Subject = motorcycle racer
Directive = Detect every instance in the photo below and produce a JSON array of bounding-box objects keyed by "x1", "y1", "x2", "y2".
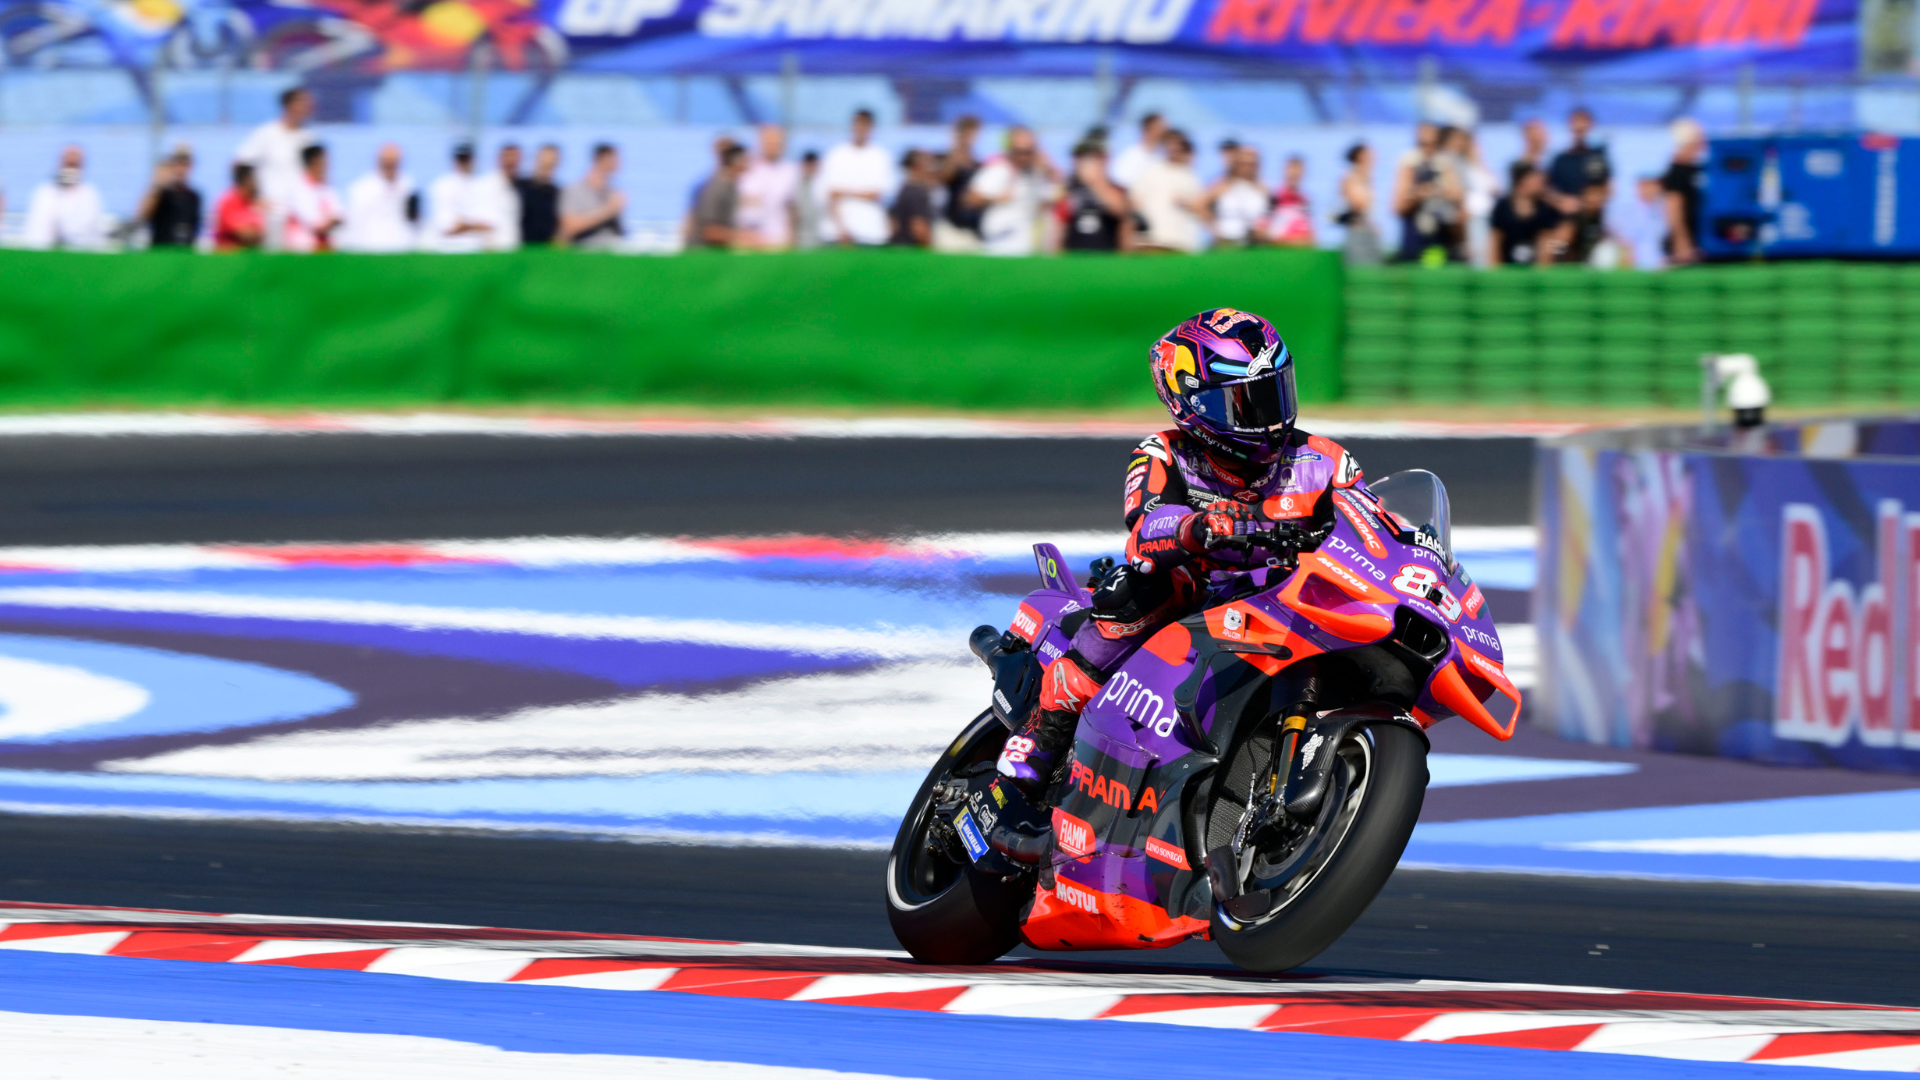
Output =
[{"x1": 997, "y1": 308, "x2": 1371, "y2": 791}]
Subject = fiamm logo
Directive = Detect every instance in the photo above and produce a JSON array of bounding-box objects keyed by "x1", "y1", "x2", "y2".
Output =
[{"x1": 1776, "y1": 501, "x2": 1920, "y2": 749}]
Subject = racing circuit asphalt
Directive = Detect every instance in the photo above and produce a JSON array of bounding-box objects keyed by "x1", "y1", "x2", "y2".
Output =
[{"x1": 0, "y1": 432, "x2": 1914, "y2": 1013}]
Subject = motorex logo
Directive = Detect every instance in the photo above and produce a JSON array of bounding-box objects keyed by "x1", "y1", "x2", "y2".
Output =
[
  {"x1": 1096, "y1": 670, "x2": 1177, "y2": 737},
  {"x1": 1775, "y1": 501, "x2": 1920, "y2": 749}
]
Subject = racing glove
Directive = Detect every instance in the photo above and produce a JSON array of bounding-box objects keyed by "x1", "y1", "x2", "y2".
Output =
[{"x1": 1177, "y1": 500, "x2": 1274, "y2": 553}]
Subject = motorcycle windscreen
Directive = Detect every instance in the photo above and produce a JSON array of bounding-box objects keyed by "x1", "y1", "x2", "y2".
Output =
[{"x1": 1369, "y1": 469, "x2": 1453, "y2": 562}]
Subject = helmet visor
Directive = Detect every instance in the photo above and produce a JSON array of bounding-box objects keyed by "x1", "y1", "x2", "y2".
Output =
[{"x1": 1191, "y1": 367, "x2": 1297, "y2": 435}]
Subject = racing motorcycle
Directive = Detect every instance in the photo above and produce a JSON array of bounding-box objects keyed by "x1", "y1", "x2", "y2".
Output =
[{"x1": 885, "y1": 470, "x2": 1521, "y2": 973}]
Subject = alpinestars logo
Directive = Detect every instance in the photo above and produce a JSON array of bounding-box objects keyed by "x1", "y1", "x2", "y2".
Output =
[{"x1": 1244, "y1": 342, "x2": 1278, "y2": 377}]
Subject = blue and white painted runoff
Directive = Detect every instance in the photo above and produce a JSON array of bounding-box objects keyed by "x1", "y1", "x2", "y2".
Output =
[{"x1": 0, "y1": 530, "x2": 1546, "y2": 850}]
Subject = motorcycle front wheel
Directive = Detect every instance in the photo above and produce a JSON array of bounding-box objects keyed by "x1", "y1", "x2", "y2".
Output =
[
  {"x1": 884, "y1": 710, "x2": 1031, "y2": 964},
  {"x1": 1205, "y1": 719, "x2": 1428, "y2": 973}
]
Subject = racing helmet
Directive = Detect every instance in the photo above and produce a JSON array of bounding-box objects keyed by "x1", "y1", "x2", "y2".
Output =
[{"x1": 1151, "y1": 309, "x2": 1298, "y2": 465}]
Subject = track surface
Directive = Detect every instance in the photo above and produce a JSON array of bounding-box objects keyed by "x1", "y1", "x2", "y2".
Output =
[
  {"x1": 0, "y1": 434, "x2": 1532, "y2": 543},
  {"x1": 2, "y1": 431, "x2": 1912, "y2": 1022},
  {"x1": 3, "y1": 813, "x2": 1916, "y2": 1009}
]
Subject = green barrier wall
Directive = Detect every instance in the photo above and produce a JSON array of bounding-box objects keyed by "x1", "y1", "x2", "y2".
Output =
[
  {"x1": 1345, "y1": 264, "x2": 1920, "y2": 408},
  {"x1": 0, "y1": 247, "x2": 1344, "y2": 410}
]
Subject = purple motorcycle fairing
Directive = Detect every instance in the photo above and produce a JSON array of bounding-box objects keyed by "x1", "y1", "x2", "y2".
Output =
[{"x1": 1003, "y1": 491, "x2": 1512, "y2": 940}]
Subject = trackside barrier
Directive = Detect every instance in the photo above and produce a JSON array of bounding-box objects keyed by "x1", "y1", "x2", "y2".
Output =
[
  {"x1": 1535, "y1": 418, "x2": 1920, "y2": 772},
  {"x1": 1346, "y1": 264, "x2": 1920, "y2": 408},
  {"x1": 0, "y1": 248, "x2": 1342, "y2": 409}
]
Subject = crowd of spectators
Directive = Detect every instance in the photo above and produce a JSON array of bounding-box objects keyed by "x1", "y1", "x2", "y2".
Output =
[
  {"x1": 16, "y1": 88, "x2": 639, "y2": 254},
  {"x1": 689, "y1": 109, "x2": 1324, "y2": 256},
  {"x1": 2, "y1": 87, "x2": 1711, "y2": 267},
  {"x1": 1339, "y1": 107, "x2": 1709, "y2": 270}
]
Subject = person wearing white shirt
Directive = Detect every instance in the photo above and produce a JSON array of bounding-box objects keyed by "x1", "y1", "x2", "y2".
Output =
[
  {"x1": 821, "y1": 109, "x2": 897, "y2": 246},
  {"x1": 479, "y1": 143, "x2": 523, "y2": 250},
  {"x1": 427, "y1": 143, "x2": 507, "y2": 253},
  {"x1": 737, "y1": 124, "x2": 800, "y2": 249},
  {"x1": 1132, "y1": 130, "x2": 1209, "y2": 253},
  {"x1": 282, "y1": 144, "x2": 342, "y2": 253},
  {"x1": 23, "y1": 145, "x2": 107, "y2": 250},
  {"x1": 232, "y1": 87, "x2": 315, "y2": 250},
  {"x1": 342, "y1": 143, "x2": 418, "y2": 252},
  {"x1": 1110, "y1": 112, "x2": 1166, "y2": 190},
  {"x1": 964, "y1": 126, "x2": 1060, "y2": 257},
  {"x1": 1208, "y1": 144, "x2": 1271, "y2": 246}
]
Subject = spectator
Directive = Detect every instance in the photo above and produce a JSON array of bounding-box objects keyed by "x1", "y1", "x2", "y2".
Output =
[
  {"x1": 1447, "y1": 128, "x2": 1499, "y2": 266},
  {"x1": 1209, "y1": 144, "x2": 1270, "y2": 247},
  {"x1": 1336, "y1": 143, "x2": 1382, "y2": 265},
  {"x1": 1619, "y1": 175, "x2": 1668, "y2": 270},
  {"x1": 1266, "y1": 154, "x2": 1314, "y2": 246},
  {"x1": 486, "y1": 143, "x2": 523, "y2": 249},
  {"x1": 1662, "y1": 118, "x2": 1707, "y2": 265},
  {"x1": 212, "y1": 163, "x2": 265, "y2": 252},
  {"x1": 737, "y1": 124, "x2": 799, "y2": 250},
  {"x1": 137, "y1": 145, "x2": 201, "y2": 249},
  {"x1": 1547, "y1": 107, "x2": 1610, "y2": 213},
  {"x1": 689, "y1": 143, "x2": 749, "y2": 249},
  {"x1": 1564, "y1": 181, "x2": 1627, "y2": 267},
  {"x1": 795, "y1": 150, "x2": 824, "y2": 249},
  {"x1": 1132, "y1": 129, "x2": 1208, "y2": 253},
  {"x1": 1514, "y1": 118, "x2": 1549, "y2": 173},
  {"x1": 283, "y1": 143, "x2": 342, "y2": 253},
  {"x1": 560, "y1": 143, "x2": 626, "y2": 249},
  {"x1": 890, "y1": 149, "x2": 938, "y2": 247},
  {"x1": 822, "y1": 109, "x2": 895, "y2": 246},
  {"x1": 935, "y1": 115, "x2": 984, "y2": 252},
  {"x1": 1392, "y1": 121, "x2": 1463, "y2": 263},
  {"x1": 1111, "y1": 112, "x2": 1166, "y2": 190},
  {"x1": 233, "y1": 87, "x2": 315, "y2": 249},
  {"x1": 23, "y1": 145, "x2": 107, "y2": 250},
  {"x1": 966, "y1": 125, "x2": 1060, "y2": 256},
  {"x1": 518, "y1": 144, "x2": 561, "y2": 245},
  {"x1": 1489, "y1": 163, "x2": 1566, "y2": 267},
  {"x1": 428, "y1": 143, "x2": 500, "y2": 253},
  {"x1": 341, "y1": 143, "x2": 418, "y2": 252},
  {"x1": 1059, "y1": 141, "x2": 1132, "y2": 252}
]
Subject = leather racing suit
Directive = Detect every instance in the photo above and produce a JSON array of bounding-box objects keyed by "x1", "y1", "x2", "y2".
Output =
[{"x1": 996, "y1": 426, "x2": 1369, "y2": 786}]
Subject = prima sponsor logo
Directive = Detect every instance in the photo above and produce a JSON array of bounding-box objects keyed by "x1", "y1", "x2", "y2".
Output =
[
  {"x1": 1068, "y1": 760, "x2": 1160, "y2": 814},
  {"x1": 1097, "y1": 670, "x2": 1178, "y2": 737},
  {"x1": 1054, "y1": 878, "x2": 1100, "y2": 914},
  {"x1": 1144, "y1": 836, "x2": 1190, "y2": 870},
  {"x1": 1053, "y1": 807, "x2": 1095, "y2": 858},
  {"x1": 1459, "y1": 623, "x2": 1502, "y2": 657},
  {"x1": 1325, "y1": 534, "x2": 1388, "y2": 581},
  {"x1": 1776, "y1": 500, "x2": 1920, "y2": 749}
]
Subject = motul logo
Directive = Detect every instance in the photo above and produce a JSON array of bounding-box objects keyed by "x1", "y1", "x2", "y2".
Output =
[
  {"x1": 1776, "y1": 501, "x2": 1920, "y2": 749},
  {"x1": 1054, "y1": 879, "x2": 1099, "y2": 914},
  {"x1": 1011, "y1": 604, "x2": 1040, "y2": 641},
  {"x1": 1053, "y1": 808, "x2": 1095, "y2": 858}
]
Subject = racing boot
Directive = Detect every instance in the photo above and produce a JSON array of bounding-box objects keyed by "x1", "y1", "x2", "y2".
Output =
[{"x1": 996, "y1": 654, "x2": 1103, "y2": 796}]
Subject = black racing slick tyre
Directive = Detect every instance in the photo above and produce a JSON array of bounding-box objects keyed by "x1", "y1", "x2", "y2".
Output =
[
  {"x1": 1208, "y1": 721, "x2": 1428, "y2": 974},
  {"x1": 885, "y1": 710, "x2": 1030, "y2": 964}
]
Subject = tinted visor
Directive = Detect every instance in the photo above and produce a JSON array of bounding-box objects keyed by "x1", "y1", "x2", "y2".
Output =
[{"x1": 1191, "y1": 366, "x2": 1297, "y2": 434}]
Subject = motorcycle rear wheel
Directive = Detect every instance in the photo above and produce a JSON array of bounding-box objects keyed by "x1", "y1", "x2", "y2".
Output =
[
  {"x1": 1207, "y1": 719, "x2": 1427, "y2": 974},
  {"x1": 885, "y1": 710, "x2": 1031, "y2": 964}
]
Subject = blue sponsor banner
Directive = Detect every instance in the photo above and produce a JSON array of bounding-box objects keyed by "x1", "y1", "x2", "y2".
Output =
[
  {"x1": 0, "y1": 0, "x2": 1858, "y2": 82},
  {"x1": 1536, "y1": 422, "x2": 1920, "y2": 774}
]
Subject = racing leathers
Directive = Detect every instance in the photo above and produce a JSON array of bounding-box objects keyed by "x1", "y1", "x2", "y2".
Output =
[{"x1": 996, "y1": 427, "x2": 1368, "y2": 789}]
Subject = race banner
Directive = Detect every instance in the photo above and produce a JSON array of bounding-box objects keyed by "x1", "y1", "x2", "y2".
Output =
[
  {"x1": 4, "y1": 0, "x2": 1861, "y2": 80},
  {"x1": 1536, "y1": 421, "x2": 1920, "y2": 774}
]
